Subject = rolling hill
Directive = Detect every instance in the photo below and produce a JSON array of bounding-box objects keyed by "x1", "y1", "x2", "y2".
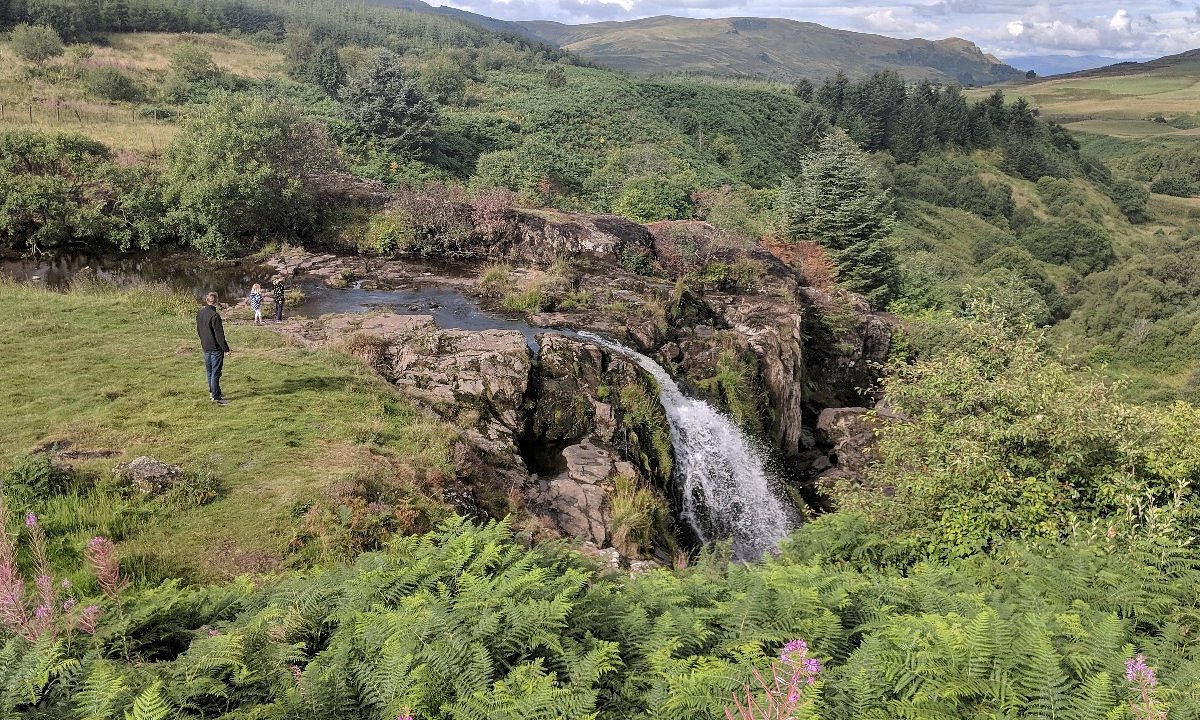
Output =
[
  {"x1": 1004, "y1": 54, "x2": 1151, "y2": 76},
  {"x1": 514, "y1": 15, "x2": 1024, "y2": 84}
]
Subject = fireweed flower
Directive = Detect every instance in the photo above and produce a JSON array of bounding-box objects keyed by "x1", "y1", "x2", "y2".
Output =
[
  {"x1": 1126, "y1": 654, "x2": 1166, "y2": 720},
  {"x1": 726, "y1": 638, "x2": 821, "y2": 720},
  {"x1": 1126, "y1": 655, "x2": 1156, "y2": 687},
  {"x1": 62, "y1": 598, "x2": 77, "y2": 613}
]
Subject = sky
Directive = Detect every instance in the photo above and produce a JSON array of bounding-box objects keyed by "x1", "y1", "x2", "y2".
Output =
[{"x1": 429, "y1": 0, "x2": 1197, "y2": 59}]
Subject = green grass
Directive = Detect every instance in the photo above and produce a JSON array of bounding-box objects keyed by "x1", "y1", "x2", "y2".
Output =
[{"x1": 0, "y1": 279, "x2": 452, "y2": 580}]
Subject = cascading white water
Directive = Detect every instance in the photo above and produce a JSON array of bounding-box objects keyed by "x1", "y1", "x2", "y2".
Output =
[{"x1": 580, "y1": 332, "x2": 794, "y2": 559}]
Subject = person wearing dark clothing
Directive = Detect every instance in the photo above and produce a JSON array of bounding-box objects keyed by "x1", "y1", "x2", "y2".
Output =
[
  {"x1": 271, "y1": 277, "x2": 286, "y2": 323},
  {"x1": 196, "y1": 292, "x2": 231, "y2": 405}
]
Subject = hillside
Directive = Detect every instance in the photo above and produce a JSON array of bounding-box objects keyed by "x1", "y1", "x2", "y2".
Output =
[
  {"x1": 516, "y1": 15, "x2": 1024, "y2": 84},
  {"x1": 4, "y1": 1, "x2": 1200, "y2": 716},
  {"x1": 1004, "y1": 54, "x2": 1152, "y2": 76}
]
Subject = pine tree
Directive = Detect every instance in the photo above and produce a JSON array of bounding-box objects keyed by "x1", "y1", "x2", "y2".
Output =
[
  {"x1": 339, "y1": 49, "x2": 438, "y2": 155},
  {"x1": 779, "y1": 128, "x2": 899, "y2": 306}
]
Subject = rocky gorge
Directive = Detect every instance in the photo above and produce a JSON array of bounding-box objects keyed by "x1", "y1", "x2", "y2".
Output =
[{"x1": 262, "y1": 209, "x2": 896, "y2": 564}]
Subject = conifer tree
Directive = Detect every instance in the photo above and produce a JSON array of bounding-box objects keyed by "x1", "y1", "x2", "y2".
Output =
[
  {"x1": 779, "y1": 129, "x2": 900, "y2": 306},
  {"x1": 339, "y1": 50, "x2": 438, "y2": 155}
]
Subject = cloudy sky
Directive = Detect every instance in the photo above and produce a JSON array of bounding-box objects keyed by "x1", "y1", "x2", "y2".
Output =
[{"x1": 430, "y1": 0, "x2": 1196, "y2": 58}]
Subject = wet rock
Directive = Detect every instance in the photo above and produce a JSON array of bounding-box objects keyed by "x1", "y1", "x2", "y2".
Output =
[{"x1": 114, "y1": 456, "x2": 182, "y2": 494}]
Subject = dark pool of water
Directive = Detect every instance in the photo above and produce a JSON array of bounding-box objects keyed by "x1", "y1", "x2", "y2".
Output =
[
  {"x1": 301, "y1": 282, "x2": 551, "y2": 349},
  {"x1": 0, "y1": 250, "x2": 570, "y2": 349},
  {"x1": 0, "y1": 250, "x2": 274, "y2": 301}
]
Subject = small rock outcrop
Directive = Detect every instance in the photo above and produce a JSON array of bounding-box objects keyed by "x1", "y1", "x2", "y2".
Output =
[
  {"x1": 114, "y1": 456, "x2": 182, "y2": 494},
  {"x1": 814, "y1": 405, "x2": 904, "y2": 487}
]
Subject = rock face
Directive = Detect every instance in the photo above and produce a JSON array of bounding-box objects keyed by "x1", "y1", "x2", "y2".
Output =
[
  {"x1": 266, "y1": 210, "x2": 897, "y2": 528},
  {"x1": 279, "y1": 314, "x2": 674, "y2": 561},
  {"x1": 114, "y1": 456, "x2": 182, "y2": 494},
  {"x1": 538, "y1": 440, "x2": 639, "y2": 547},
  {"x1": 500, "y1": 211, "x2": 658, "y2": 266},
  {"x1": 814, "y1": 405, "x2": 904, "y2": 487}
]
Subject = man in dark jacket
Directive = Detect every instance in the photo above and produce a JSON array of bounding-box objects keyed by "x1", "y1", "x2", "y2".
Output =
[{"x1": 196, "y1": 292, "x2": 232, "y2": 405}]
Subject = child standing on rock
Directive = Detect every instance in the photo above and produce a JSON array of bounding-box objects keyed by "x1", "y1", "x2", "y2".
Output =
[
  {"x1": 249, "y1": 283, "x2": 264, "y2": 325},
  {"x1": 271, "y1": 276, "x2": 286, "y2": 323}
]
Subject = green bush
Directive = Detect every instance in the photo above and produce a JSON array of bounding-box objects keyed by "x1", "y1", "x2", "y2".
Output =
[
  {"x1": 0, "y1": 131, "x2": 169, "y2": 252},
  {"x1": 612, "y1": 176, "x2": 690, "y2": 223},
  {"x1": 2, "y1": 454, "x2": 71, "y2": 508},
  {"x1": 163, "y1": 93, "x2": 329, "y2": 257},
  {"x1": 10, "y1": 23, "x2": 63, "y2": 64},
  {"x1": 1150, "y1": 173, "x2": 1196, "y2": 197},
  {"x1": 84, "y1": 67, "x2": 143, "y2": 102}
]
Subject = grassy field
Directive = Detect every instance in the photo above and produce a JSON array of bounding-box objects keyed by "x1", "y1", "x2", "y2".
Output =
[
  {"x1": 986, "y1": 57, "x2": 1200, "y2": 122},
  {"x1": 0, "y1": 278, "x2": 452, "y2": 582},
  {"x1": 0, "y1": 32, "x2": 286, "y2": 152}
]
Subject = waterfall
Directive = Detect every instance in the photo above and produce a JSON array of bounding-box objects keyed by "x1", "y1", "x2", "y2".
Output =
[{"x1": 579, "y1": 332, "x2": 794, "y2": 559}]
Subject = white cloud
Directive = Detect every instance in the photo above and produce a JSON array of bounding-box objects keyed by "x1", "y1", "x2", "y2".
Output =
[{"x1": 1109, "y1": 8, "x2": 1132, "y2": 31}]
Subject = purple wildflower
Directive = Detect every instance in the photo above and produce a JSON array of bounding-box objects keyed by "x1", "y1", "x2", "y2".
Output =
[
  {"x1": 24, "y1": 513, "x2": 36, "y2": 528},
  {"x1": 62, "y1": 598, "x2": 77, "y2": 612},
  {"x1": 1126, "y1": 654, "x2": 1156, "y2": 687},
  {"x1": 1126, "y1": 654, "x2": 1166, "y2": 720},
  {"x1": 33, "y1": 604, "x2": 49, "y2": 619},
  {"x1": 290, "y1": 664, "x2": 303, "y2": 684},
  {"x1": 208, "y1": 627, "x2": 220, "y2": 637},
  {"x1": 60, "y1": 579, "x2": 71, "y2": 589}
]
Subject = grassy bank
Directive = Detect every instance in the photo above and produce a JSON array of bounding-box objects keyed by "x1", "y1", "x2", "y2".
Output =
[{"x1": 0, "y1": 278, "x2": 452, "y2": 581}]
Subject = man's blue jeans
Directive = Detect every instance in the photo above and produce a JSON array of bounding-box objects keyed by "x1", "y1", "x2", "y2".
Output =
[{"x1": 204, "y1": 351, "x2": 224, "y2": 400}]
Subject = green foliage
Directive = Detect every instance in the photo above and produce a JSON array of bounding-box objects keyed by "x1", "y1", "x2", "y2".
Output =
[
  {"x1": 339, "y1": 50, "x2": 438, "y2": 155},
  {"x1": 1021, "y1": 217, "x2": 1114, "y2": 275},
  {"x1": 1, "y1": 453, "x2": 71, "y2": 510},
  {"x1": 85, "y1": 67, "x2": 144, "y2": 102},
  {"x1": 9, "y1": 23, "x2": 63, "y2": 64},
  {"x1": 612, "y1": 175, "x2": 690, "y2": 223},
  {"x1": 779, "y1": 129, "x2": 900, "y2": 307},
  {"x1": 162, "y1": 93, "x2": 326, "y2": 256},
  {"x1": 1109, "y1": 178, "x2": 1150, "y2": 223},
  {"x1": 2, "y1": 517, "x2": 1199, "y2": 719},
  {"x1": 0, "y1": 131, "x2": 169, "y2": 252},
  {"x1": 841, "y1": 307, "x2": 1200, "y2": 561}
]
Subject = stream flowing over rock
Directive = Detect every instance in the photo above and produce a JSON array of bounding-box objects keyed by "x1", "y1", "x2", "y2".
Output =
[{"x1": 581, "y1": 332, "x2": 794, "y2": 559}]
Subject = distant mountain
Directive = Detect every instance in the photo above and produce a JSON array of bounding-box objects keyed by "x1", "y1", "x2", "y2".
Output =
[
  {"x1": 1049, "y1": 48, "x2": 1200, "y2": 79},
  {"x1": 514, "y1": 15, "x2": 1024, "y2": 84},
  {"x1": 1006, "y1": 54, "x2": 1153, "y2": 76}
]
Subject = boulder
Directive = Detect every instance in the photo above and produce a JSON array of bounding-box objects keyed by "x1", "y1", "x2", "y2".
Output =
[
  {"x1": 539, "y1": 440, "x2": 626, "y2": 546},
  {"x1": 114, "y1": 456, "x2": 182, "y2": 494}
]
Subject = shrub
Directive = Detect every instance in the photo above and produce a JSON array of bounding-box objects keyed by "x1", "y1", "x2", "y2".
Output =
[
  {"x1": 85, "y1": 67, "x2": 143, "y2": 102},
  {"x1": 366, "y1": 186, "x2": 475, "y2": 256},
  {"x1": 10, "y1": 24, "x2": 63, "y2": 64},
  {"x1": 1150, "y1": 173, "x2": 1195, "y2": 197},
  {"x1": 0, "y1": 131, "x2": 169, "y2": 252},
  {"x1": 2, "y1": 454, "x2": 71, "y2": 508},
  {"x1": 163, "y1": 93, "x2": 332, "y2": 256},
  {"x1": 339, "y1": 50, "x2": 438, "y2": 155},
  {"x1": 613, "y1": 176, "x2": 690, "y2": 223}
]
